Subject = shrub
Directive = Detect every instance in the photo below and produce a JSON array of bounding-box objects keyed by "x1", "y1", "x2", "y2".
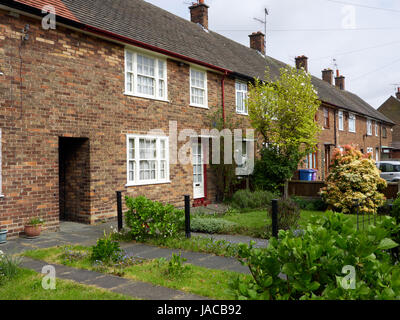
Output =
[
  {"x1": 391, "y1": 197, "x2": 400, "y2": 224},
  {"x1": 291, "y1": 196, "x2": 328, "y2": 212},
  {"x1": 267, "y1": 198, "x2": 301, "y2": 231},
  {"x1": 232, "y1": 212, "x2": 400, "y2": 300},
  {"x1": 190, "y1": 217, "x2": 238, "y2": 234},
  {"x1": 0, "y1": 250, "x2": 21, "y2": 282},
  {"x1": 320, "y1": 145, "x2": 387, "y2": 215},
  {"x1": 125, "y1": 196, "x2": 184, "y2": 241},
  {"x1": 90, "y1": 232, "x2": 122, "y2": 264},
  {"x1": 158, "y1": 253, "x2": 191, "y2": 279},
  {"x1": 231, "y1": 189, "x2": 277, "y2": 210}
]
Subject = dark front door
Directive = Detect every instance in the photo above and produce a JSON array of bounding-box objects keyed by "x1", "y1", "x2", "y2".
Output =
[{"x1": 59, "y1": 137, "x2": 90, "y2": 222}]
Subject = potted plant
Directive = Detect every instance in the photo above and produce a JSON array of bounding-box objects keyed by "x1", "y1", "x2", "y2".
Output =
[
  {"x1": 24, "y1": 218, "x2": 44, "y2": 238},
  {"x1": 0, "y1": 229, "x2": 7, "y2": 244}
]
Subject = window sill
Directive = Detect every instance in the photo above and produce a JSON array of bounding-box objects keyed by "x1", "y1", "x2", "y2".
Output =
[
  {"x1": 349, "y1": 130, "x2": 356, "y2": 133},
  {"x1": 236, "y1": 112, "x2": 248, "y2": 116},
  {"x1": 124, "y1": 92, "x2": 170, "y2": 103},
  {"x1": 125, "y1": 180, "x2": 171, "y2": 187},
  {"x1": 190, "y1": 104, "x2": 209, "y2": 109}
]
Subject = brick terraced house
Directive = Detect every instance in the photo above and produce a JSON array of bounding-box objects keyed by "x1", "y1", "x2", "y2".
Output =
[{"x1": 0, "y1": 0, "x2": 394, "y2": 237}]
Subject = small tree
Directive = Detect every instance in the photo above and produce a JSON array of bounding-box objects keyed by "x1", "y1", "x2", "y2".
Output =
[
  {"x1": 320, "y1": 145, "x2": 387, "y2": 214},
  {"x1": 247, "y1": 66, "x2": 321, "y2": 197}
]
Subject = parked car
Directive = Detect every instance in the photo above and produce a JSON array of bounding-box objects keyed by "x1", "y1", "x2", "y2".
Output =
[{"x1": 376, "y1": 161, "x2": 400, "y2": 182}]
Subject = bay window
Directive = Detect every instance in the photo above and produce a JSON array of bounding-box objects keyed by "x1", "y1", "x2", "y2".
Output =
[
  {"x1": 127, "y1": 135, "x2": 169, "y2": 186},
  {"x1": 125, "y1": 49, "x2": 167, "y2": 100},
  {"x1": 190, "y1": 68, "x2": 208, "y2": 108}
]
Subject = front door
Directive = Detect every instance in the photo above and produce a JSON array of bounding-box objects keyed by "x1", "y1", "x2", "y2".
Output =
[{"x1": 192, "y1": 142, "x2": 205, "y2": 199}]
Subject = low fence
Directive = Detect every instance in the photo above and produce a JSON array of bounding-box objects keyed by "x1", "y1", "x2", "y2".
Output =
[{"x1": 288, "y1": 180, "x2": 400, "y2": 200}]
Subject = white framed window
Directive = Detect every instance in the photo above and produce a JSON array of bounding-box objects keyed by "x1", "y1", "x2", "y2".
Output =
[
  {"x1": 305, "y1": 152, "x2": 317, "y2": 169},
  {"x1": 125, "y1": 49, "x2": 167, "y2": 101},
  {"x1": 236, "y1": 81, "x2": 248, "y2": 114},
  {"x1": 367, "y1": 119, "x2": 372, "y2": 136},
  {"x1": 338, "y1": 110, "x2": 344, "y2": 131},
  {"x1": 349, "y1": 113, "x2": 356, "y2": 133},
  {"x1": 126, "y1": 135, "x2": 170, "y2": 186},
  {"x1": 190, "y1": 67, "x2": 208, "y2": 108},
  {"x1": 375, "y1": 121, "x2": 379, "y2": 137}
]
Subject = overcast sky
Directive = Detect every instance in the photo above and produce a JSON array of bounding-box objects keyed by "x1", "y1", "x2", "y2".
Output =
[{"x1": 145, "y1": 0, "x2": 400, "y2": 109}]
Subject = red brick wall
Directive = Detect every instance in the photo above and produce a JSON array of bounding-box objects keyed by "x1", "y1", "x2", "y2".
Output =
[{"x1": 0, "y1": 9, "x2": 251, "y2": 237}]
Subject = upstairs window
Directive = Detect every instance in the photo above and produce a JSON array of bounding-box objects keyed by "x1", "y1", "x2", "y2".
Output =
[
  {"x1": 127, "y1": 135, "x2": 169, "y2": 186},
  {"x1": 367, "y1": 119, "x2": 372, "y2": 136},
  {"x1": 236, "y1": 81, "x2": 248, "y2": 115},
  {"x1": 190, "y1": 68, "x2": 208, "y2": 108},
  {"x1": 375, "y1": 121, "x2": 379, "y2": 137},
  {"x1": 383, "y1": 126, "x2": 387, "y2": 138},
  {"x1": 323, "y1": 108, "x2": 329, "y2": 129},
  {"x1": 349, "y1": 113, "x2": 356, "y2": 133},
  {"x1": 125, "y1": 50, "x2": 167, "y2": 101},
  {"x1": 338, "y1": 110, "x2": 344, "y2": 131}
]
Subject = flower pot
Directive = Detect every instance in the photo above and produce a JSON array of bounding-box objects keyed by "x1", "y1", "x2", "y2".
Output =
[
  {"x1": 24, "y1": 225, "x2": 42, "y2": 238},
  {"x1": 0, "y1": 229, "x2": 7, "y2": 244}
]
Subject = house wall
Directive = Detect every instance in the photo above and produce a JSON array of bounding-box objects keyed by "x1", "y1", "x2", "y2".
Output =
[
  {"x1": 0, "y1": 9, "x2": 251, "y2": 237},
  {"x1": 299, "y1": 104, "x2": 393, "y2": 180}
]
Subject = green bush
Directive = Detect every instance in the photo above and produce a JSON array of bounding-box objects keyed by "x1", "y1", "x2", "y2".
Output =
[
  {"x1": 232, "y1": 212, "x2": 400, "y2": 300},
  {"x1": 291, "y1": 196, "x2": 327, "y2": 212},
  {"x1": 0, "y1": 251, "x2": 21, "y2": 282},
  {"x1": 191, "y1": 217, "x2": 238, "y2": 234},
  {"x1": 267, "y1": 198, "x2": 301, "y2": 232},
  {"x1": 125, "y1": 196, "x2": 184, "y2": 241},
  {"x1": 231, "y1": 189, "x2": 277, "y2": 210},
  {"x1": 90, "y1": 232, "x2": 122, "y2": 264}
]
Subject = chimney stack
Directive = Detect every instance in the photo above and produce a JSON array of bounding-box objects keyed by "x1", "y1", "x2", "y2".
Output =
[
  {"x1": 295, "y1": 55, "x2": 308, "y2": 72},
  {"x1": 249, "y1": 31, "x2": 265, "y2": 55},
  {"x1": 322, "y1": 68, "x2": 333, "y2": 85},
  {"x1": 189, "y1": 0, "x2": 209, "y2": 30},
  {"x1": 396, "y1": 87, "x2": 400, "y2": 100},
  {"x1": 335, "y1": 70, "x2": 345, "y2": 90}
]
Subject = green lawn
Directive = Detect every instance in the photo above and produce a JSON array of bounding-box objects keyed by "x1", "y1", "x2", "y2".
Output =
[
  {"x1": 23, "y1": 246, "x2": 250, "y2": 300},
  {"x1": 0, "y1": 268, "x2": 134, "y2": 300}
]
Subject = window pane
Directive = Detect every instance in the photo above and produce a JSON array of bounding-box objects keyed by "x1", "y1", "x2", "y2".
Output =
[
  {"x1": 129, "y1": 139, "x2": 135, "y2": 159},
  {"x1": 159, "y1": 79, "x2": 165, "y2": 98},
  {"x1": 158, "y1": 60, "x2": 165, "y2": 79},
  {"x1": 126, "y1": 52, "x2": 133, "y2": 71}
]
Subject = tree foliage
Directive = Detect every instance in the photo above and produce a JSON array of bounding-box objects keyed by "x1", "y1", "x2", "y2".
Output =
[
  {"x1": 320, "y1": 145, "x2": 387, "y2": 214},
  {"x1": 247, "y1": 66, "x2": 321, "y2": 191}
]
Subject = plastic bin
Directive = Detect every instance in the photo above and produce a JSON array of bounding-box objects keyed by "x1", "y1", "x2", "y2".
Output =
[
  {"x1": 311, "y1": 169, "x2": 317, "y2": 181},
  {"x1": 299, "y1": 169, "x2": 314, "y2": 181}
]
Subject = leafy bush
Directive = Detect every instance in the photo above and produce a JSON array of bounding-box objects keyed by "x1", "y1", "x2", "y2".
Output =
[
  {"x1": 391, "y1": 197, "x2": 400, "y2": 224},
  {"x1": 232, "y1": 212, "x2": 400, "y2": 300},
  {"x1": 125, "y1": 196, "x2": 184, "y2": 241},
  {"x1": 231, "y1": 189, "x2": 277, "y2": 210},
  {"x1": 320, "y1": 145, "x2": 387, "y2": 215},
  {"x1": 291, "y1": 196, "x2": 327, "y2": 212},
  {"x1": 158, "y1": 253, "x2": 190, "y2": 279},
  {"x1": 0, "y1": 250, "x2": 21, "y2": 282},
  {"x1": 90, "y1": 232, "x2": 122, "y2": 264},
  {"x1": 267, "y1": 198, "x2": 301, "y2": 232},
  {"x1": 191, "y1": 217, "x2": 238, "y2": 234}
]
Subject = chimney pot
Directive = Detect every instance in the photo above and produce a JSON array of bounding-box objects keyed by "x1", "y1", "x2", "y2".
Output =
[
  {"x1": 335, "y1": 72, "x2": 345, "y2": 91},
  {"x1": 396, "y1": 87, "x2": 400, "y2": 100},
  {"x1": 322, "y1": 68, "x2": 333, "y2": 85},
  {"x1": 295, "y1": 55, "x2": 308, "y2": 72},
  {"x1": 249, "y1": 31, "x2": 265, "y2": 55},
  {"x1": 189, "y1": 1, "x2": 209, "y2": 29}
]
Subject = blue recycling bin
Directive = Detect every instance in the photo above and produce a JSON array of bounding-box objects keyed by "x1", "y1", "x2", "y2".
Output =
[{"x1": 299, "y1": 169, "x2": 314, "y2": 181}]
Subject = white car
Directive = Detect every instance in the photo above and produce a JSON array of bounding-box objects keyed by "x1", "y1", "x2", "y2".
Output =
[{"x1": 376, "y1": 161, "x2": 400, "y2": 182}]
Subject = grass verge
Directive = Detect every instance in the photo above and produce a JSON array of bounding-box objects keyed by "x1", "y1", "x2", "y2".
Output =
[
  {"x1": 22, "y1": 246, "x2": 250, "y2": 300},
  {"x1": 0, "y1": 268, "x2": 134, "y2": 300}
]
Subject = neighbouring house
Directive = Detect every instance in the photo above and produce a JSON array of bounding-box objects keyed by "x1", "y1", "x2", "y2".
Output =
[
  {"x1": 0, "y1": 0, "x2": 394, "y2": 237},
  {"x1": 378, "y1": 88, "x2": 400, "y2": 159}
]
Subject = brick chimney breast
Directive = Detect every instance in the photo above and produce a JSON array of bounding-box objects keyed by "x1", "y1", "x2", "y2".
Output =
[
  {"x1": 249, "y1": 31, "x2": 265, "y2": 55},
  {"x1": 295, "y1": 55, "x2": 308, "y2": 72},
  {"x1": 396, "y1": 87, "x2": 400, "y2": 100},
  {"x1": 335, "y1": 70, "x2": 345, "y2": 90},
  {"x1": 189, "y1": 0, "x2": 209, "y2": 30},
  {"x1": 322, "y1": 69, "x2": 333, "y2": 85}
]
